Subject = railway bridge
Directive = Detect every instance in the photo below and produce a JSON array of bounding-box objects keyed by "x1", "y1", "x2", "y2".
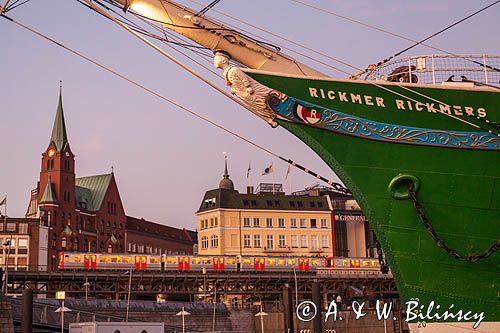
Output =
[{"x1": 5, "y1": 268, "x2": 397, "y2": 302}]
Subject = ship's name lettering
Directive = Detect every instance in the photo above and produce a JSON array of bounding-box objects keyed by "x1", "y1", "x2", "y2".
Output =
[{"x1": 308, "y1": 87, "x2": 487, "y2": 118}]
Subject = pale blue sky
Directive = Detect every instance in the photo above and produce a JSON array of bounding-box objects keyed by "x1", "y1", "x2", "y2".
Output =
[{"x1": 1, "y1": 0, "x2": 499, "y2": 228}]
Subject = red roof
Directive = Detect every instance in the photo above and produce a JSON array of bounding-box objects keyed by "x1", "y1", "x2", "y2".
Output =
[{"x1": 126, "y1": 216, "x2": 196, "y2": 244}]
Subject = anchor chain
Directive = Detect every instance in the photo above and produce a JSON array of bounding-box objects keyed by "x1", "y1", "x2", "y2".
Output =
[
  {"x1": 376, "y1": 240, "x2": 390, "y2": 274},
  {"x1": 408, "y1": 183, "x2": 500, "y2": 262}
]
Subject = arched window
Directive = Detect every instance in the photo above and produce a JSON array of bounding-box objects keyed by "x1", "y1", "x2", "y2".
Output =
[
  {"x1": 69, "y1": 237, "x2": 74, "y2": 250},
  {"x1": 112, "y1": 222, "x2": 117, "y2": 234},
  {"x1": 74, "y1": 238, "x2": 79, "y2": 251},
  {"x1": 91, "y1": 240, "x2": 96, "y2": 252},
  {"x1": 107, "y1": 244, "x2": 113, "y2": 253},
  {"x1": 83, "y1": 239, "x2": 88, "y2": 252},
  {"x1": 210, "y1": 235, "x2": 218, "y2": 248},
  {"x1": 201, "y1": 236, "x2": 208, "y2": 249},
  {"x1": 62, "y1": 212, "x2": 65, "y2": 226},
  {"x1": 118, "y1": 224, "x2": 123, "y2": 238},
  {"x1": 100, "y1": 241, "x2": 104, "y2": 252},
  {"x1": 106, "y1": 221, "x2": 110, "y2": 235},
  {"x1": 46, "y1": 159, "x2": 50, "y2": 170},
  {"x1": 68, "y1": 214, "x2": 71, "y2": 226},
  {"x1": 52, "y1": 234, "x2": 57, "y2": 249},
  {"x1": 100, "y1": 221, "x2": 104, "y2": 233},
  {"x1": 61, "y1": 236, "x2": 67, "y2": 249},
  {"x1": 47, "y1": 211, "x2": 52, "y2": 227}
]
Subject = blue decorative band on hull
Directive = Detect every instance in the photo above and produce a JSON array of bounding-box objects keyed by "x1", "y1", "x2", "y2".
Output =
[{"x1": 267, "y1": 94, "x2": 499, "y2": 150}]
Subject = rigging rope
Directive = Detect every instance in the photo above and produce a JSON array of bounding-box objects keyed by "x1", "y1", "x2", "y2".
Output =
[
  {"x1": 291, "y1": 0, "x2": 500, "y2": 76},
  {"x1": 196, "y1": 0, "x2": 222, "y2": 17},
  {"x1": 92, "y1": 0, "x2": 500, "y2": 136},
  {"x1": 390, "y1": 0, "x2": 500, "y2": 70},
  {"x1": 0, "y1": 13, "x2": 348, "y2": 191}
]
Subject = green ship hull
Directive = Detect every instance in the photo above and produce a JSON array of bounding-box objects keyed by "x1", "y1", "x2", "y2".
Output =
[{"x1": 246, "y1": 70, "x2": 500, "y2": 324}]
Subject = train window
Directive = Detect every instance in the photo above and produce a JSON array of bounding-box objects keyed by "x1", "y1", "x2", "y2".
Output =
[
  {"x1": 372, "y1": 260, "x2": 379, "y2": 267},
  {"x1": 111, "y1": 256, "x2": 121, "y2": 263},
  {"x1": 74, "y1": 255, "x2": 81, "y2": 262},
  {"x1": 100, "y1": 256, "x2": 110, "y2": 263},
  {"x1": 268, "y1": 258, "x2": 276, "y2": 265},
  {"x1": 150, "y1": 257, "x2": 159, "y2": 264},
  {"x1": 191, "y1": 257, "x2": 201, "y2": 264},
  {"x1": 202, "y1": 258, "x2": 212, "y2": 265},
  {"x1": 277, "y1": 259, "x2": 285, "y2": 266},
  {"x1": 287, "y1": 259, "x2": 296, "y2": 265},
  {"x1": 311, "y1": 259, "x2": 320, "y2": 266},
  {"x1": 243, "y1": 258, "x2": 251, "y2": 264},
  {"x1": 167, "y1": 257, "x2": 176, "y2": 264},
  {"x1": 226, "y1": 258, "x2": 235, "y2": 264},
  {"x1": 122, "y1": 256, "x2": 132, "y2": 263}
]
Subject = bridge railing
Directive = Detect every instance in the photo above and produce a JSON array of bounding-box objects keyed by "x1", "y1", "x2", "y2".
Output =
[{"x1": 365, "y1": 54, "x2": 500, "y2": 87}]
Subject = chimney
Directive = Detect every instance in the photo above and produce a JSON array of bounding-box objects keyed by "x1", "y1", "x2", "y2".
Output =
[{"x1": 247, "y1": 186, "x2": 254, "y2": 194}]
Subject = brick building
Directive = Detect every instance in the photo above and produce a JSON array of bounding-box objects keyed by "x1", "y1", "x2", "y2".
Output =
[
  {"x1": 25, "y1": 90, "x2": 126, "y2": 269},
  {"x1": 22, "y1": 89, "x2": 195, "y2": 270},
  {"x1": 126, "y1": 217, "x2": 196, "y2": 255}
]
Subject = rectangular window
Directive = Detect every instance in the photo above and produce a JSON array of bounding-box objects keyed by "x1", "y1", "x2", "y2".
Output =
[
  {"x1": 297, "y1": 201, "x2": 303, "y2": 208},
  {"x1": 266, "y1": 235, "x2": 274, "y2": 249},
  {"x1": 19, "y1": 224, "x2": 28, "y2": 234},
  {"x1": 278, "y1": 218, "x2": 285, "y2": 228},
  {"x1": 210, "y1": 218, "x2": 214, "y2": 227},
  {"x1": 291, "y1": 235, "x2": 298, "y2": 248},
  {"x1": 253, "y1": 235, "x2": 261, "y2": 247},
  {"x1": 266, "y1": 218, "x2": 273, "y2": 228},
  {"x1": 321, "y1": 219, "x2": 327, "y2": 228},
  {"x1": 253, "y1": 218, "x2": 260, "y2": 227},
  {"x1": 279, "y1": 235, "x2": 286, "y2": 248},
  {"x1": 311, "y1": 235, "x2": 318, "y2": 249},
  {"x1": 214, "y1": 217, "x2": 218, "y2": 227},
  {"x1": 289, "y1": 201, "x2": 295, "y2": 207},
  {"x1": 300, "y1": 219, "x2": 307, "y2": 228},
  {"x1": 335, "y1": 219, "x2": 349, "y2": 257},
  {"x1": 244, "y1": 235, "x2": 251, "y2": 248},
  {"x1": 291, "y1": 218, "x2": 297, "y2": 228},
  {"x1": 243, "y1": 217, "x2": 250, "y2": 227},
  {"x1": 322, "y1": 235, "x2": 329, "y2": 248},
  {"x1": 300, "y1": 235, "x2": 307, "y2": 247},
  {"x1": 18, "y1": 239, "x2": 28, "y2": 248},
  {"x1": 310, "y1": 219, "x2": 317, "y2": 228}
]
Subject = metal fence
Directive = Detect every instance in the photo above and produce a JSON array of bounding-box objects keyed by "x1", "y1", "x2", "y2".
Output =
[{"x1": 365, "y1": 54, "x2": 500, "y2": 87}]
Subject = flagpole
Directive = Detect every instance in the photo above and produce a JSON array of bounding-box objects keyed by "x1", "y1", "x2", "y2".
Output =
[{"x1": 3, "y1": 196, "x2": 6, "y2": 234}]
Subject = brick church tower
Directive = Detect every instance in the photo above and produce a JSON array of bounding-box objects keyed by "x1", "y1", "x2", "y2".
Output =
[{"x1": 26, "y1": 88, "x2": 126, "y2": 270}]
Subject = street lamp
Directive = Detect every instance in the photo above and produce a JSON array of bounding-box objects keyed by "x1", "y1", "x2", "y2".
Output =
[
  {"x1": 55, "y1": 291, "x2": 71, "y2": 333},
  {"x1": 83, "y1": 277, "x2": 90, "y2": 300},
  {"x1": 254, "y1": 298, "x2": 268, "y2": 333},
  {"x1": 176, "y1": 306, "x2": 191, "y2": 333},
  {"x1": 124, "y1": 270, "x2": 132, "y2": 321}
]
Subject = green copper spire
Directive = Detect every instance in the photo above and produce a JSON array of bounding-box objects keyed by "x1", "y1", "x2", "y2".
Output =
[
  {"x1": 40, "y1": 176, "x2": 58, "y2": 204},
  {"x1": 50, "y1": 83, "x2": 68, "y2": 151}
]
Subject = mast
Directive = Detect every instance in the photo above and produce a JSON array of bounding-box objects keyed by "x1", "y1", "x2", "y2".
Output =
[{"x1": 112, "y1": 0, "x2": 327, "y2": 77}]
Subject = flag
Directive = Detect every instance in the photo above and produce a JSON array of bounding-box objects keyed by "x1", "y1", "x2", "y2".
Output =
[
  {"x1": 0, "y1": 196, "x2": 6, "y2": 206},
  {"x1": 285, "y1": 165, "x2": 291, "y2": 180},
  {"x1": 261, "y1": 163, "x2": 273, "y2": 176},
  {"x1": 246, "y1": 161, "x2": 251, "y2": 178}
]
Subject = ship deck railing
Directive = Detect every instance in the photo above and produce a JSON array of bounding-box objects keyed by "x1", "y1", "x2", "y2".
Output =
[{"x1": 364, "y1": 54, "x2": 500, "y2": 87}]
